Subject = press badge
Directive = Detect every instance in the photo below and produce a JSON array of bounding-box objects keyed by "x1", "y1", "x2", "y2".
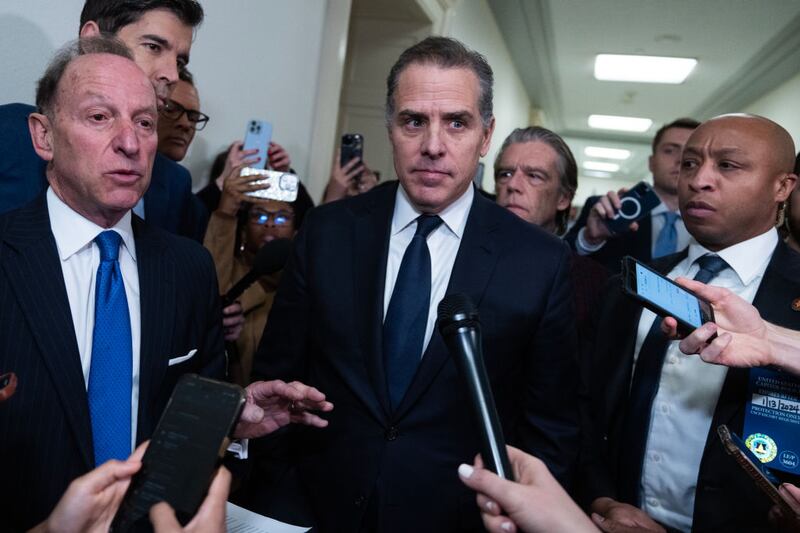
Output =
[{"x1": 743, "y1": 367, "x2": 800, "y2": 475}]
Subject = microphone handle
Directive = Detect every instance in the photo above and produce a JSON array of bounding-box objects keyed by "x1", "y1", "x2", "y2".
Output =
[
  {"x1": 450, "y1": 326, "x2": 514, "y2": 481},
  {"x1": 221, "y1": 271, "x2": 258, "y2": 308}
]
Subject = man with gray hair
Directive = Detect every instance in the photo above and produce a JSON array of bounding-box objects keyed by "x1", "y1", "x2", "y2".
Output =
[
  {"x1": 0, "y1": 36, "x2": 331, "y2": 530},
  {"x1": 250, "y1": 36, "x2": 580, "y2": 531}
]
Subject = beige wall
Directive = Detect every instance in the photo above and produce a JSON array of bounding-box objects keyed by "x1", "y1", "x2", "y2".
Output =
[{"x1": 744, "y1": 71, "x2": 800, "y2": 152}]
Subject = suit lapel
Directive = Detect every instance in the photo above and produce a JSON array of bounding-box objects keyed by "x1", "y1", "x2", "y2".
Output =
[
  {"x1": 133, "y1": 217, "x2": 177, "y2": 442},
  {"x1": 351, "y1": 184, "x2": 396, "y2": 422},
  {"x1": 394, "y1": 191, "x2": 500, "y2": 420},
  {"x1": 1, "y1": 197, "x2": 94, "y2": 469}
]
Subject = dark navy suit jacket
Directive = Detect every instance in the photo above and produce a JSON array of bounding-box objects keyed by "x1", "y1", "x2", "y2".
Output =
[
  {"x1": 0, "y1": 103, "x2": 208, "y2": 240},
  {"x1": 250, "y1": 182, "x2": 581, "y2": 532},
  {"x1": 0, "y1": 196, "x2": 225, "y2": 530},
  {"x1": 580, "y1": 242, "x2": 800, "y2": 532}
]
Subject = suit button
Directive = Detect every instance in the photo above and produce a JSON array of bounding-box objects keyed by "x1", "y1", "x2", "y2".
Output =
[
  {"x1": 354, "y1": 495, "x2": 366, "y2": 507},
  {"x1": 385, "y1": 426, "x2": 399, "y2": 441}
]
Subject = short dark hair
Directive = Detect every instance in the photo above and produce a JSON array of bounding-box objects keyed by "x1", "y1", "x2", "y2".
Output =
[
  {"x1": 494, "y1": 126, "x2": 577, "y2": 235},
  {"x1": 651, "y1": 117, "x2": 700, "y2": 153},
  {"x1": 36, "y1": 36, "x2": 134, "y2": 119},
  {"x1": 80, "y1": 0, "x2": 204, "y2": 35},
  {"x1": 385, "y1": 36, "x2": 493, "y2": 128}
]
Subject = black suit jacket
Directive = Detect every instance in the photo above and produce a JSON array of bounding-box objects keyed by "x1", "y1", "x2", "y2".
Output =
[
  {"x1": 0, "y1": 196, "x2": 225, "y2": 530},
  {"x1": 0, "y1": 103, "x2": 208, "y2": 240},
  {"x1": 251, "y1": 182, "x2": 580, "y2": 532},
  {"x1": 581, "y1": 241, "x2": 800, "y2": 532},
  {"x1": 564, "y1": 195, "x2": 653, "y2": 273}
]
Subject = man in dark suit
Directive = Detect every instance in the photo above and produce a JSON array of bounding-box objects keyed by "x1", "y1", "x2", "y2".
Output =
[
  {"x1": 583, "y1": 114, "x2": 800, "y2": 532},
  {"x1": 564, "y1": 118, "x2": 699, "y2": 273},
  {"x1": 250, "y1": 37, "x2": 580, "y2": 532},
  {"x1": 0, "y1": 0, "x2": 208, "y2": 241},
  {"x1": 0, "y1": 37, "x2": 330, "y2": 531}
]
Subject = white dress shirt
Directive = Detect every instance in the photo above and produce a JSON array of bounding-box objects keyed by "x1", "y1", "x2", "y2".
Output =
[
  {"x1": 383, "y1": 184, "x2": 473, "y2": 357},
  {"x1": 635, "y1": 228, "x2": 778, "y2": 531},
  {"x1": 47, "y1": 187, "x2": 142, "y2": 451},
  {"x1": 576, "y1": 198, "x2": 690, "y2": 257}
]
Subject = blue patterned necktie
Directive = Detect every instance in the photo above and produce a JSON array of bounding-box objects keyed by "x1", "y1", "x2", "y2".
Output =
[
  {"x1": 88, "y1": 230, "x2": 132, "y2": 466},
  {"x1": 383, "y1": 215, "x2": 443, "y2": 410},
  {"x1": 653, "y1": 211, "x2": 680, "y2": 258},
  {"x1": 619, "y1": 254, "x2": 729, "y2": 505}
]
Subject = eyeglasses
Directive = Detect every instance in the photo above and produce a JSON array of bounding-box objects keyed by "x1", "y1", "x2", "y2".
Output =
[
  {"x1": 249, "y1": 210, "x2": 294, "y2": 226},
  {"x1": 160, "y1": 99, "x2": 210, "y2": 130}
]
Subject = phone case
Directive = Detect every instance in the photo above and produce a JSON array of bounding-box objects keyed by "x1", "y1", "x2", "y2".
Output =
[
  {"x1": 240, "y1": 168, "x2": 300, "y2": 202},
  {"x1": 718, "y1": 425, "x2": 796, "y2": 517},
  {"x1": 242, "y1": 119, "x2": 272, "y2": 170},
  {"x1": 603, "y1": 181, "x2": 661, "y2": 234},
  {"x1": 341, "y1": 133, "x2": 364, "y2": 179}
]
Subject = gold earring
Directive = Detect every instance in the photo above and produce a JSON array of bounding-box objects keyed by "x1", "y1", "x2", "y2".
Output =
[{"x1": 777, "y1": 201, "x2": 787, "y2": 227}]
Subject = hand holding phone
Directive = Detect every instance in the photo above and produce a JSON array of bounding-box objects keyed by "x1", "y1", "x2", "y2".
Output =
[
  {"x1": 111, "y1": 374, "x2": 245, "y2": 531},
  {"x1": 340, "y1": 133, "x2": 364, "y2": 181},
  {"x1": 602, "y1": 182, "x2": 661, "y2": 235},
  {"x1": 621, "y1": 256, "x2": 715, "y2": 336},
  {"x1": 242, "y1": 120, "x2": 272, "y2": 170}
]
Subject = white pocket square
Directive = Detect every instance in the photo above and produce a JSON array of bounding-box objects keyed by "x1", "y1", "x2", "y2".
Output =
[{"x1": 168, "y1": 349, "x2": 197, "y2": 367}]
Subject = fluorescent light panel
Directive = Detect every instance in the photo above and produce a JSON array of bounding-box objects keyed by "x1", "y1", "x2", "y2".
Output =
[
  {"x1": 588, "y1": 114, "x2": 653, "y2": 133},
  {"x1": 582, "y1": 170, "x2": 613, "y2": 179},
  {"x1": 594, "y1": 54, "x2": 697, "y2": 84},
  {"x1": 583, "y1": 161, "x2": 620, "y2": 172},
  {"x1": 584, "y1": 146, "x2": 631, "y2": 160}
]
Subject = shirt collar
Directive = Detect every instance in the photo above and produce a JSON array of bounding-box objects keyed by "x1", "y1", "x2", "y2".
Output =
[
  {"x1": 685, "y1": 228, "x2": 778, "y2": 286},
  {"x1": 391, "y1": 183, "x2": 474, "y2": 239},
  {"x1": 47, "y1": 186, "x2": 137, "y2": 262}
]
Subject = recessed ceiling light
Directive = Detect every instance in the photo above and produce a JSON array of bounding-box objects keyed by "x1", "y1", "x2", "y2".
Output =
[
  {"x1": 594, "y1": 54, "x2": 697, "y2": 84},
  {"x1": 584, "y1": 146, "x2": 631, "y2": 160},
  {"x1": 583, "y1": 161, "x2": 620, "y2": 172},
  {"x1": 588, "y1": 114, "x2": 653, "y2": 133},
  {"x1": 582, "y1": 170, "x2": 613, "y2": 179}
]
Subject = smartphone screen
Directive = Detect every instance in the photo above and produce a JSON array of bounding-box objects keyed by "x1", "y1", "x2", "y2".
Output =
[
  {"x1": 634, "y1": 262, "x2": 704, "y2": 328},
  {"x1": 112, "y1": 374, "x2": 245, "y2": 531},
  {"x1": 242, "y1": 120, "x2": 273, "y2": 170},
  {"x1": 621, "y1": 256, "x2": 714, "y2": 334}
]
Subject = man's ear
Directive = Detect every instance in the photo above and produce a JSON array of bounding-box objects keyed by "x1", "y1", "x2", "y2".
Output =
[
  {"x1": 79, "y1": 21, "x2": 101, "y2": 37},
  {"x1": 777, "y1": 172, "x2": 798, "y2": 203},
  {"x1": 28, "y1": 112, "x2": 55, "y2": 162}
]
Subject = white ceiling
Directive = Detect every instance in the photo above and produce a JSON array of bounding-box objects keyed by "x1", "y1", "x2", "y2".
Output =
[{"x1": 488, "y1": 0, "x2": 800, "y2": 184}]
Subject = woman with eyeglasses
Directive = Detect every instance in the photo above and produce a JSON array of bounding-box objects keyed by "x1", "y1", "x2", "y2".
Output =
[{"x1": 203, "y1": 161, "x2": 314, "y2": 386}]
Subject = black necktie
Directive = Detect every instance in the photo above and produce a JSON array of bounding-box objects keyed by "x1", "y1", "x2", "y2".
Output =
[
  {"x1": 619, "y1": 254, "x2": 729, "y2": 505},
  {"x1": 383, "y1": 215, "x2": 443, "y2": 410}
]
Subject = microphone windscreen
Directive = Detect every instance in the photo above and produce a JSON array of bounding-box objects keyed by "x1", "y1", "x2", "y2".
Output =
[
  {"x1": 251, "y1": 238, "x2": 292, "y2": 277},
  {"x1": 437, "y1": 293, "x2": 479, "y2": 333}
]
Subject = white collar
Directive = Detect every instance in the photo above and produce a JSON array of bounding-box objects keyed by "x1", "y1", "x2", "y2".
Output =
[
  {"x1": 391, "y1": 183, "x2": 474, "y2": 239},
  {"x1": 47, "y1": 186, "x2": 137, "y2": 262},
  {"x1": 685, "y1": 228, "x2": 778, "y2": 286}
]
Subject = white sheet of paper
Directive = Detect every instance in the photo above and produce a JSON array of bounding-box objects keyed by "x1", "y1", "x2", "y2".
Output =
[{"x1": 226, "y1": 502, "x2": 311, "y2": 533}]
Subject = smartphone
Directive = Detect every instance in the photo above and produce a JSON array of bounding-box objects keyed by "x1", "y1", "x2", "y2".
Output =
[
  {"x1": 241, "y1": 168, "x2": 299, "y2": 202},
  {"x1": 242, "y1": 119, "x2": 273, "y2": 170},
  {"x1": 718, "y1": 424, "x2": 796, "y2": 516},
  {"x1": 111, "y1": 374, "x2": 246, "y2": 531},
  {"x1": 340, "y1": 133, "x2": 364, "y2": 180},
  {"x1": 603, "y1": 181, "x2": 661, "y2": 234},
  {"x1": 621, "y1": 255, "x2": 715, "y2": 336}
]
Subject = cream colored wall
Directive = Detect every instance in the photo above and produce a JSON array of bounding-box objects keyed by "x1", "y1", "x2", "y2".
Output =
[
  {"x1": 443, "y1": 0, "x2": 531, "y2": 192},
  {"x1": 743, "y1": 71, "x2": 800, "y2": 152}
]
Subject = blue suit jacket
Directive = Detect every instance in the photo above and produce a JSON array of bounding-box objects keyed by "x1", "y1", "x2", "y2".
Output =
[
  {"x1": 0, "y1": 196, "x2": 225, "y2": 530},
  {"x1": 250, "y1": 181, "x2": 581, "y2": 532},
  {"x1": 0, "y1": 103, "x2": 208, "y2": 240}
]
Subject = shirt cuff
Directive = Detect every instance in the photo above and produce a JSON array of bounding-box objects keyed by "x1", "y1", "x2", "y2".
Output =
[
  {"x1": 576, "y1": 227, "x2": 606, "y2": 255},
  {"x1": 227, "y1": 438, "x2": 248, "y2": 459}
]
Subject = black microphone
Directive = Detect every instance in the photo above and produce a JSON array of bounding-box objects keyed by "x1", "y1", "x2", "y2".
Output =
[
  {"x1": 437, "y1": 293, "x2": 514, "y2": 480},
  {"x1": 221, "y1": 238, "x2": 291, "y2": 307}
]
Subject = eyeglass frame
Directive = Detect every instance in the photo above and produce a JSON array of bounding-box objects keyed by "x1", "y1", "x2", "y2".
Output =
[
  {"x1": 160, "y1": 99, "x2": 210, "y2": 131},
  {"x1": 249, "y1": 209, "x2": 295, "y2": 226}
]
